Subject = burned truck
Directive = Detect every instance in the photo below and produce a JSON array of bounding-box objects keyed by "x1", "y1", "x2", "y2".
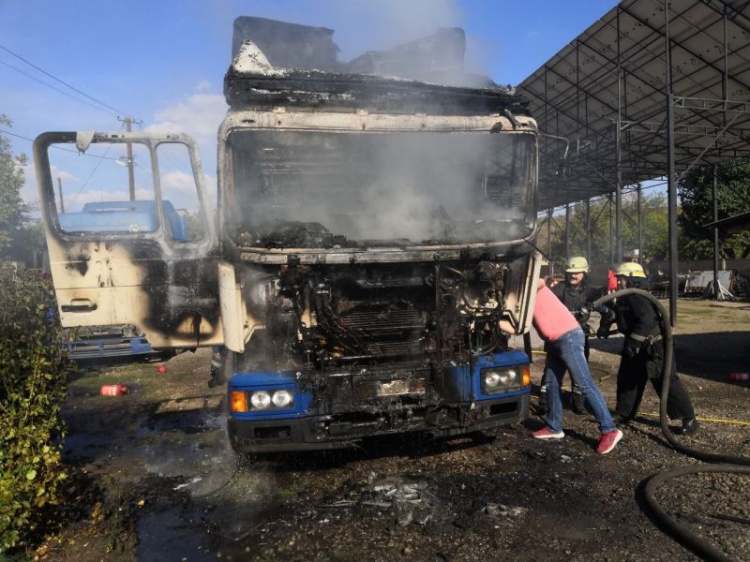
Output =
[{"x1": 34, "y1": 18, "x2": 541, "y2": 452}]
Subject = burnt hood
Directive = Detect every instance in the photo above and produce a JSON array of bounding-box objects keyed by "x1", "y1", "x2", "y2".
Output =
[
  {"x1": 228, "y1": 16, "x2": 509, "y2": 91},
  {"x1": 226, "y1": 17, "x2": 528, "y2": 116}
]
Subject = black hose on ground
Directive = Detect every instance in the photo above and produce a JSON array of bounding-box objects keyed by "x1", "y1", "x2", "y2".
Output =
[{"x1": 592, "y1": 289, "x2": 750, "y2": 562}]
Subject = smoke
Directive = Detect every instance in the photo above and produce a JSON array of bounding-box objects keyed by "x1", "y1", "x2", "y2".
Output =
[
  {"x1": 228, "y1": 1, "x2": 486, "y2": 85},
  {"x1": 330, "y1": 0, "x2": 464, "y2": 59},
  {"x1": 231, "y1": 130, "x2": 531, "y2": 246},
  {"x1": 213, "y1": 0, "x2": 465, "y2": 61},
  {"x1": 214, "y1": 3, "x2": 519, "y2": 246},
  {"x1": 146, "y1": 91, "x2": 227, "y2": 148}
]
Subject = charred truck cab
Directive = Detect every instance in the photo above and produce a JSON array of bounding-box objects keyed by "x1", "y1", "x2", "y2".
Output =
[{"x1": 35, "y1": 18, "x2": 541, "y2": 453}]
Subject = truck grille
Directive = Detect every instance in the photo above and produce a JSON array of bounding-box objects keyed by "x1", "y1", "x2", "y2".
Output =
[{"x1": 340, "y1": 307, "x2": 425, "y2": 358}]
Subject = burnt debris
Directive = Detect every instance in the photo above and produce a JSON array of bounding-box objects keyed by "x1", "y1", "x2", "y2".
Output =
[
  {"x1": 255, "y1": 221, "x2": 352, "y2": 249},
  {"x1": 245, "y1": 260, "x2": 510, "y2": 372},
  {"x1": 232, "y1": 17, "x2": 341, "y2": 71},
  {"x1": 225, "y1": 17, "x2": 529, "y2": 115}
]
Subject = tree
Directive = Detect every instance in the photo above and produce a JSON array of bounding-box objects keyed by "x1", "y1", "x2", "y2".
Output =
[
  {"x1": 7, "y1": 219, "x2": 46, "y2": 268},
  {"x1": 0, "y1": 115, "x2": 28, "y2": 256},
  {"x1": 678, "y1": 160, "x2": 750, "y2": 259},
  {"x1": 639, "y1": 193, "x2": 670, "y2": 261},
  {"x1": 538, "y1": 190, "x2": 670, "y2": 266}
]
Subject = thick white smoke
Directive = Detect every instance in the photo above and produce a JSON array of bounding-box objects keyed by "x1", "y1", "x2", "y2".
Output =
[{"x1": 331, "y1": 0, "x2": 464, "y2": 59}]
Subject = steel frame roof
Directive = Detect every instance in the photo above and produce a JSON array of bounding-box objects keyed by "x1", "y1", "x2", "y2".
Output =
[{"x1": 519, "y1": 0, "x2": 750, "y2": 210}]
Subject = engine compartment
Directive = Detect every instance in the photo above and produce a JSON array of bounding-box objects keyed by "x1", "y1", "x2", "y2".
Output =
[{"x1": 237, "y1": 259, "x2": 514, "y2": 374}]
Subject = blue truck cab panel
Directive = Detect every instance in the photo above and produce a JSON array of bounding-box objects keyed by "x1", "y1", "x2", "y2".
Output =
[
  {"x1": 61, "y1": 325, "x2": 158, "y2": 362},
  {"x1": 58, "y1": 200, "x2": 187, "y2": 241}
]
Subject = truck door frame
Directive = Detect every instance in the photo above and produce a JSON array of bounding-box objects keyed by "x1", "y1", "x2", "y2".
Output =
[{"x1": 33, "y1": 131, "x2": 223, "y2": 349}]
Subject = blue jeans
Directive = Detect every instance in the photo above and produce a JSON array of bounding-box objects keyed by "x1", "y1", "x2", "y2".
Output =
[{"x1": 543, "y1": 327, "x2": 615, "y2": 434}]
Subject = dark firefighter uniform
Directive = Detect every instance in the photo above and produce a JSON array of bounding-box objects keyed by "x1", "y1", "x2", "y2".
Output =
[
  {"x1": 598, "y1": 267, "x2": 698, "y2": 434},
  {"x1": 550, "y1": 279, "x2": 605, "y2": 360}
]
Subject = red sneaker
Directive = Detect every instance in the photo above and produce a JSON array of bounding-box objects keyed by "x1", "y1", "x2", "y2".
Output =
[
  {"x1": 532, "y1": 427, "x2": 565, "y2": 440},
  {"x1": 597, "y1": 429, "x2": 623, "y2": 454}
]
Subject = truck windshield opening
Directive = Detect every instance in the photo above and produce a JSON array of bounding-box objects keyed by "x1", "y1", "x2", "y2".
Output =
[{"x1": 226, "y1": 130, "x2": 536, "y2": 249}]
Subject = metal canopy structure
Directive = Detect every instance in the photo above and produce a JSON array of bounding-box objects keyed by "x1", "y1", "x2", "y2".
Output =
[
  {"x1": 518, "y1": 0, "x2": 750, "y2": 323},
  {"x1": 521, "y1": 0, "x2": 750, "y2": 209}
]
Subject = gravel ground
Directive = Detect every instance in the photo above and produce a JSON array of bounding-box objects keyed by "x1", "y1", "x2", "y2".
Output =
[{"x1": 36, "y1": 299, "x2": 750, "y2": 561}]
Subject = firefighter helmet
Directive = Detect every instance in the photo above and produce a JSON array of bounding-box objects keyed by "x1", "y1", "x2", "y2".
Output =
[
  {"x1": 616, "y1": 262, "x2": 646, "y2": 278},
  {"x1": 565, "y1": 256, "x2": 590, "y2": 274}
]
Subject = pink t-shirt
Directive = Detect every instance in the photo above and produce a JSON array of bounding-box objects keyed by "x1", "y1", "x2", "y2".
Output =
[{"x1": 533, "y1": 285, "x2": 580, "y2": 342}]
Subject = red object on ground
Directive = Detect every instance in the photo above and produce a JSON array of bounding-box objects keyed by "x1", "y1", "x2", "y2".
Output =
[
  {"x1": 156, "y1": 365, "x2": 167, "y2": 374},
  {"x1": 729, "y1": 372, "x2": 750, "y2": 381},
  {"x1": 100, "y1": 384, "x2": 128, "y2": 396}
]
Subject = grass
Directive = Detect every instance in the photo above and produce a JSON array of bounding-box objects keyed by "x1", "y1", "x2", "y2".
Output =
[{"x1": 677, "y1": 309, "x2": 714, "y2": 318}]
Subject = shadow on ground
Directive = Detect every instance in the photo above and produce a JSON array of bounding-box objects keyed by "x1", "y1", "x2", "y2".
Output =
[{"x1": 590, "y1": 331, "x2": 750, "y2": 384}]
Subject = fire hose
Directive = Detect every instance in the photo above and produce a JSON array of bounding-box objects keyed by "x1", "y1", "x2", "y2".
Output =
[{"x1": 592, "y1": 288, "x2": 750, "y2": 562}]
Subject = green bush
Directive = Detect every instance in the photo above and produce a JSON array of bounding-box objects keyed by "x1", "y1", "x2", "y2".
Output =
[{"x1": 0, "y1": 264, "x2": 71, "y2": 553}]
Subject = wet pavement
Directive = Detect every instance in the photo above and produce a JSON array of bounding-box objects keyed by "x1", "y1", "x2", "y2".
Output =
[{"x1": 47, "y1": 303, "x2": 750, "y2": 561}]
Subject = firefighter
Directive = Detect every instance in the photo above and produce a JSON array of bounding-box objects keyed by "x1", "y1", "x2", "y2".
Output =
[
  {"x1": 597, "y1": 262, "x2": 699, "y2": 435},
  {"x1": 540, "y1": 256, "x2": 606, "y2": 415}
]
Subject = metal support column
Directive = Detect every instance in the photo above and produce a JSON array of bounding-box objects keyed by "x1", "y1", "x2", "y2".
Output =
[
  {"x1": 637, "y1": 184, "x2": 643, "y2": 262},
  {"x1": 585, "y1": 199, "x2": 591, "y2": 262},
  {"x1": 615, "y1": 6, "x2": 624, "y2": 263},
  {"x1": 713, "y1": 165, "x2": 720, "y2": 299},
  {"x1": 665, "y1": 2, "x2": 678, "y2": 326},
  {"x1": 565, "y1": 203, "x2": 571, "y2": 263},
  {"x1": 609, "y1": 195, "x2": 615, "y2": 266},
  {"x1": 723, "y1": 5, "x2": 729, "y2": 114},
  {"x1": 547, "y1": 207, "x2": 553, "y2": 270}
]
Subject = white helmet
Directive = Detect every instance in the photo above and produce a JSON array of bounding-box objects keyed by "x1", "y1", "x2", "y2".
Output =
[{"x1": 565, "y1": 256, "x2": 589, "y2": 274}]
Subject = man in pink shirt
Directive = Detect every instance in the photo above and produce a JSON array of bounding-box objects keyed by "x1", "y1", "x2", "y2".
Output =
[{"x1": 525, "y1": 279, "x2": 622, "y2": 454}]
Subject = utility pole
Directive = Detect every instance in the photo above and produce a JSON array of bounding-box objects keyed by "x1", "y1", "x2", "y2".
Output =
[
  {"x1": 118, "y1": 116, "x2": 142, "y2": 201},
  {"x1": 57, "y1": 177, "x2": 65, "y2": 213}
]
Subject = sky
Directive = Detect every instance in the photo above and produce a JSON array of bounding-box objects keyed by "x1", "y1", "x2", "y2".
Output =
[{"x1": 0, "y1": 0, "x2": 619, "y2": 214}]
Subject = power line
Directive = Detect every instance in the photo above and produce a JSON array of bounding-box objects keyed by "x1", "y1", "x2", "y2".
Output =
[
  {"x1": 0, "y1": 43, "x2": 133, "y2": 118},
  {"x1": 0, "y1": 59, "x2": 113, "y2": 116},
  {"x1": 70, "y1": 143, "x2": 116, "y2": 209},
  {"x1": 69, "y1": 122, "x2": 128, "y2": 208}
]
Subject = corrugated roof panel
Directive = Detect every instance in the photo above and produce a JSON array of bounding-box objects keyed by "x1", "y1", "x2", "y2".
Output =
[{"x1": 520, "y1": 0, "x2": 750, "y2": 209}]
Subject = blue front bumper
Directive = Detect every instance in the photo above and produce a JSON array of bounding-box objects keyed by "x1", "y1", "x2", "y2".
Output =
[{"x1": 227, "y1": 351, "x2": 530, "y2": 453}]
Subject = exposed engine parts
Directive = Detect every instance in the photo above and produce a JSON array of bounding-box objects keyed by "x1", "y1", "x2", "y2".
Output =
[{"x1": 246, "y1": 260, "x2": 510, "y2": 372}]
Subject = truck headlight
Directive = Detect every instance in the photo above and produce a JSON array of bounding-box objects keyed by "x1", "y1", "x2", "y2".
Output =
[
  {"x1": 271, "y1": 389, "x2": 294, "y2": 408},
  {"x1": 244, "y1": 389, "x2": 295, "y2": 411},
  {"x1": 250, "y1": 390, "x2": 271, "y2": 410},
  {"x1": 481, "y1": 367, "x2": 521, "y2": 394}
]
